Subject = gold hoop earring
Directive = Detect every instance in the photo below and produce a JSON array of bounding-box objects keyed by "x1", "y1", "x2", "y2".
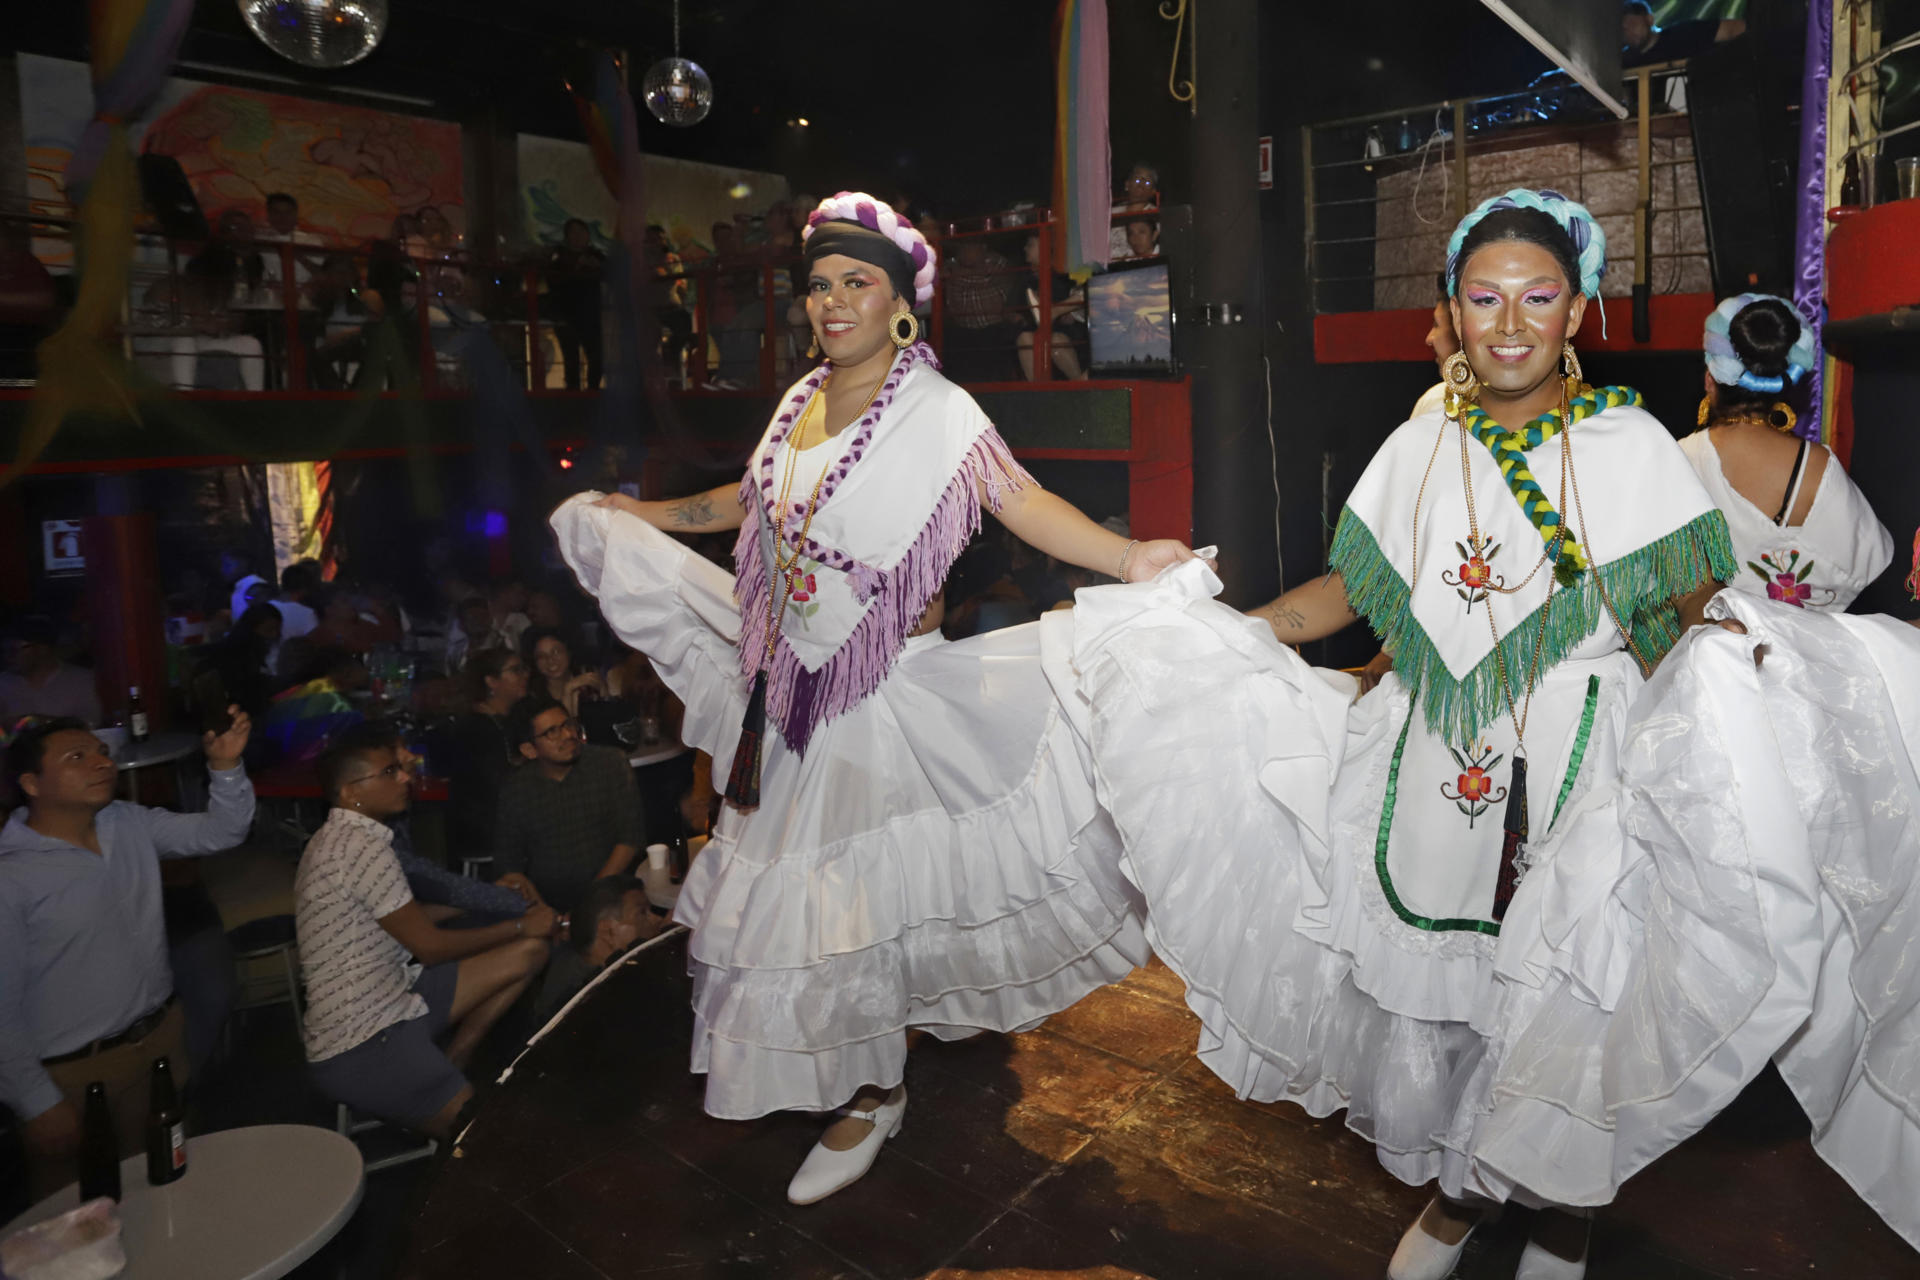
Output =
[
  {"x1": 890, "y1": 311, "x2": 919, "y2": 349},
  {"x1": 1697, "y1": 396, "x2": 1712, "y2": 427},
  {"x1": 1561, "y1": 341, "x2": 1583, "y2": 391},
  {"x1": 1440, "y1": 350, "x2": 1478, "y2": 418},
  {"x1": 806, "y1": 332, "x2": 820, "y2": 360},
  {"x1": 1770, "y1": 401, "x2": 1798, "y2": 435}
]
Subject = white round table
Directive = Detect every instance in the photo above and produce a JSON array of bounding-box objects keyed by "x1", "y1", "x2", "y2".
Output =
[
  {"x1": 115, "y1": 732, "x2": 202, "y2": 805},
  {"x1": 2, "y1": 1125, "x2": 364, "y2": 1280}
]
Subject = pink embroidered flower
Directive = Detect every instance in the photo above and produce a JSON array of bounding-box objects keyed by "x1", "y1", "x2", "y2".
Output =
[
  {"x1": 1768, "y1": 572, "x2": 1811, "y2": 607},
  {"x1": 1457, "y1": 766, "x2": 1494, "y2": 801},
  {"x1": 788, "y1": 570, "x2": 817, "y2": 604}
]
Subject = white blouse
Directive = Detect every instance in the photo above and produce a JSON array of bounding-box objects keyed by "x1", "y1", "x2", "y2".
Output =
[{"x1": 1679, "y1": 429, "x2": 1893, "y2": 612}]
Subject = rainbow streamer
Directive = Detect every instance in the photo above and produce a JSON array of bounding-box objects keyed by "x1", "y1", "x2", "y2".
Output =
[
  {"x1": 9, "y1": 0, "x2": 193, "y2": 488},
  {"x1": 1051, "y1": 0, "x2": 1111, "y2": 276}
]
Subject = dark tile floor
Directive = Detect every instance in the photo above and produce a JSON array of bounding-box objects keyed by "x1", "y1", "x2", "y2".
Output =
[{"x1": 388, "y1": 935, "x2": 1918, "y2": 1280}]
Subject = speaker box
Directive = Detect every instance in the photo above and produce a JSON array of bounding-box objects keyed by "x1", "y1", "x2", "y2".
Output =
[
  {"x1": 1686, "y1": 37, "x2": 1797, "y2": 296},
  {"x1": 137, "y1": 153, "x2": 208, "y2": 243}
]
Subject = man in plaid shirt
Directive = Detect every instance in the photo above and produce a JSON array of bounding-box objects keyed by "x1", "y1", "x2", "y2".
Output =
[{"x1": 493, "y1": 695, "x2": 645, "y2": 915}]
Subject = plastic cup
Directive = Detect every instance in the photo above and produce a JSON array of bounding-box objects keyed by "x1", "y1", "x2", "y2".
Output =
[
  {"x1": 645, "y1": 843, "x2": 669, "y2": 871},
  {"x1": 1898, "y1": 157, "x2": 1920, "y2": 202}
]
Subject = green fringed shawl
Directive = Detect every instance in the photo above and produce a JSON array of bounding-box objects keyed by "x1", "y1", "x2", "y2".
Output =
[{"x1": 1331, "y1": 500, "x2": 1736, "y2": 746}]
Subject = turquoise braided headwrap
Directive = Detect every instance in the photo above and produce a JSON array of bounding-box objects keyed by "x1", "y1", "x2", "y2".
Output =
[
  {"x1": 1446, "y1": 188, "x2": 1608, "y2": 334},
  {"x1": 1702, "y1": 293, "x2": 1815, "y2": 393}
]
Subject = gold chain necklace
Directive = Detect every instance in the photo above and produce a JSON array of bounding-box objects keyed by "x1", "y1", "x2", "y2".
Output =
[{"x1": 762, "y1": 366, "x2": 888, "y2": 658}]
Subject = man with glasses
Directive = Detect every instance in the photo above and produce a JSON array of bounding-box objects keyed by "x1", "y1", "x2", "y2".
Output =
[
  {"x1": 297, "y1": 725, "x2": 557, "y2": 1139},
  {"x1": 494, "y1": 695, "x2": 645, "y2": 915},
  {"x1": 2, "y1": 710, "x2": 254, "y2": 1198}
]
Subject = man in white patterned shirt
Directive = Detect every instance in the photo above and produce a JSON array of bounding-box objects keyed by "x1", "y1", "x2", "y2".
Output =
[{"x1": 296, "y1": 725, "x2": 558, "y2": 1137}]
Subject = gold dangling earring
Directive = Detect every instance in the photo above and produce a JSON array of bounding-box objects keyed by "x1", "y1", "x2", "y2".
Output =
[
  {"x1": 1439, "y1": 350, "x2": 1478, "y2": 419},
  {"x1": 1696, "y1": 396, "x2": 1712, "y2": 427},
  {"x1": 1561, "y1": 340, "x2": 1583, "y2": 394},
  {"x1": 1770, "y1": 401, "x2": 1798, "y2": 435},
  {"x1": 806, "y1": 331, "x2": 821, "y2": 360},
  {"x1": 889, "y1": 311, "x2": 919, "y2": 350}
]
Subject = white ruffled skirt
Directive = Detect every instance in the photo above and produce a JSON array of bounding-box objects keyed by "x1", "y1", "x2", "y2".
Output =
[
  {"x1": 1068, "y1": 562, "x2": 1919, "y2": 1235},
  {"x1": 552, "y1": 497, "x2": 1149, "y2": 1120}
]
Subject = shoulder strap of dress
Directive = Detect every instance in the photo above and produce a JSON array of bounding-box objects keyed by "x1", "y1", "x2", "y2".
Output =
[{"x1": 1774, "y1": 438, "x2": 1811, "y2": 527}]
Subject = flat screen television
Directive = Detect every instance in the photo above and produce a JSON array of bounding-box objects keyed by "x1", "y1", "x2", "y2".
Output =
[{"x1": 1087, "y1": 258, "x2": 1172, "y2": 376}]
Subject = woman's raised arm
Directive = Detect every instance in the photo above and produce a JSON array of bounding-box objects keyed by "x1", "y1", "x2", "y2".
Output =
[{"x1": 593, "y1": 483, "x2": 748, "y2": 533}]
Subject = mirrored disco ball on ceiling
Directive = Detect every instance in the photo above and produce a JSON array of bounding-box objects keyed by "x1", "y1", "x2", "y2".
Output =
[
  {"x1": 643, "y1": 57, "x2": 712, "y2": 127},
  {"x1": 238, "y1": 0, "x2": 390, "y2": 70}
]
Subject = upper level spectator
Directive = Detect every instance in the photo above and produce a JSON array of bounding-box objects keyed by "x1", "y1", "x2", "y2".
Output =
[
  {"x1": 548, "y1": 219, "x2": 605, "y2": 392},
  {"x1": 1622, "y1": 0, "x2": 1745, "y2": 67},
  {"x1": 0, "y1": 617, "x2": 103, "y2": 727},
  {"x1": 1123, "y1": 218, "x2": 1161, "y2": 260},
  {"x1": 493, "y1": 695, "x2": 644, "y2": 914},
  {"x1": 1110, "y1": 163, "x2": 1161, "y2": 261},
  {"x1": 1, "y1": 710, "x2": 254, "y2": 1199},
  {"x1": 943, "y1": 236, "x2": 1018, "y2": 381}
]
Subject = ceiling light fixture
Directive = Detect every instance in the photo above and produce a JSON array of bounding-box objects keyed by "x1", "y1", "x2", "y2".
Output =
[
  {"x1": 237, "y1": 0, "x2": 389, "y2": 70},
  {"x1": 642, "y1": 0, "x2": 712, "y2": 127}
]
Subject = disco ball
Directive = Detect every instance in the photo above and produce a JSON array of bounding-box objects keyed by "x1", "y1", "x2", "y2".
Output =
[
  {"x1": 238, "y1": 0, "x2": 389, "y2": 70},
  {"x1": 642, "y1": 57, "x2": 713, "y2": 127}
]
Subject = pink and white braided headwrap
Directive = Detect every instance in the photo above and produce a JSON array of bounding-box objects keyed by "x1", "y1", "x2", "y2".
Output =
[{"x1": 803, "y1": 192, "x2": 938, "y2": 307}]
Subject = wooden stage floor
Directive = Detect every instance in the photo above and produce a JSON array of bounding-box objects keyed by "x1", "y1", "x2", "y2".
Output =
[{"x1": 395, "y1": 934, "x2": 1915, "y2": 1279}]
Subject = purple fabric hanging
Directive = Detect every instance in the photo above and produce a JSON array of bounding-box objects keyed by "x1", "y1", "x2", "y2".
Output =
[{"x1": 1791, "y1": 0, "x2": 1832, "y2": 442}]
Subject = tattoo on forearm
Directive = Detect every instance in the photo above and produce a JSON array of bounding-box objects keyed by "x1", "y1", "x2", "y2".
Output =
[
  {"x1": 670, "y1": 494, "x2": 716, "y2": 527},
  {"x1": 1262, "y1": 602, "x2": 1308, "y2": 632}
]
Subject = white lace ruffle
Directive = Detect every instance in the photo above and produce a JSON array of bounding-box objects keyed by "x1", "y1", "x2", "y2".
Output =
[{"x1": 551, "y1": 496, "x2": 1149, "y2": 1120}]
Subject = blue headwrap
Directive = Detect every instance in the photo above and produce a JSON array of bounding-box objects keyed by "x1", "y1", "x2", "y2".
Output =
[
  {"x1": 1446, "y1": 188, "x2": 1609, "y2": 336},
  {"x1": 1702, "y1": 293, "x2": 1815, "y2": 393}
]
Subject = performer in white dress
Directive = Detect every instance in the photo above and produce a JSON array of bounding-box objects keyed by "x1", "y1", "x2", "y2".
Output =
[
  {"x1": 550, "y1": 193, "x2": 1198, "y2": 1206},
  {"x1": 1677, "y1": 293, "x2": 1893, "y2": 610},
  {"x1": 1069, "y1": 191, "x2": 1749, "y2": 1280}
]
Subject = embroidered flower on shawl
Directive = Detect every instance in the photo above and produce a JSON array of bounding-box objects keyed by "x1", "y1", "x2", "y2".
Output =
[{"x1": 1441, "y1": 535, "x2": 1505, "y2": 611}]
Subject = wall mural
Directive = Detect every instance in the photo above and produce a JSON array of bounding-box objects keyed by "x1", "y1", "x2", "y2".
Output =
[{"x1": 19, "y1": 52, "x2": 464, "y2": 266}]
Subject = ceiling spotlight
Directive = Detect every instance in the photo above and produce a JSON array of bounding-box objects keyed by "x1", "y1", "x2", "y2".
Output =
[{"x1": 796, "y1": 117, "x2": 810, "y2": 128}]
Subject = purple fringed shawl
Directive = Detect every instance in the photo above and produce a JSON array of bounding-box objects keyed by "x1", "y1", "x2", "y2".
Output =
[{"x1": 733, "y1": 342, "x2": 1034, "y2": 754}]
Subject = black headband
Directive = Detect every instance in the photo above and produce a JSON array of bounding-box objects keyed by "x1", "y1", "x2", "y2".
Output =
[{"x1": 803, "y1": 221, "x2": 916, "y2": 303}]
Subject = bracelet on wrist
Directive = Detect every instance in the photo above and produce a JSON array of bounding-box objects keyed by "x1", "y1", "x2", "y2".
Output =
[{"x1": 1118, "y1": 538, "x2": 1139, "y2": 582}]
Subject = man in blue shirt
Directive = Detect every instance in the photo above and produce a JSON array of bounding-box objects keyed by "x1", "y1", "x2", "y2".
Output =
[{"x1": 1, "y1": 711, "x2": 255, "y2": 1199}]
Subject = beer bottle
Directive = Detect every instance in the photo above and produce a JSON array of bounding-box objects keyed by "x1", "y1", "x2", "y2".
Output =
[
  {"x1": 668, "y1": 834, "x2": 689, "y2": 884},
  {"x1": 79, "y1": 1081, "x2": 121, "y2": 1202},
  {"x1": 128, "y1": 685, "x2": 150, "y2": 744},
  {"x1": 145, "y1": 1057, "x2": 186, "y2": 1185}
]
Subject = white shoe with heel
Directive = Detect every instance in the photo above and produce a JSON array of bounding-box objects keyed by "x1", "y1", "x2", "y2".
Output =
[
  {"x1": 785, "y1": 1085, "x2": 906, "y2": 1205},
  {"x1": 1387, "y1": 1197, "x2": 1493, "y2": 1280}
]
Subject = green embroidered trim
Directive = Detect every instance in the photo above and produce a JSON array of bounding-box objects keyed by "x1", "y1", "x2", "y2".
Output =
[
  {"x1": 1550, "y1": 675, "x2": 1601, "y2": 830},
  {"x1": 1462, "y1": 385, "x2": 1643, "y2": 583},
  {"x1": 1374, "y1": 708, "x2": 1504, "y2": 936},
  {"x1": 1331, "y1": 507, "x2": 1735, "y2": 745}
]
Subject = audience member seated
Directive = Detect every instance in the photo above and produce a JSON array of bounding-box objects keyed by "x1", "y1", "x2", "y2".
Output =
[
  {"x1": 1016, "y1": 232, "x2": 1090, "y2": 381},
  {"x1": 152, "y1": 248, "x2": 267, "y2": 392},
  {"x1": 445, "y1": 583, "x2": 530, "y2": 673},
  {"x1": 0, "y1": 617, "x2": 103, "y2": 726},
  {"x1": 297, "y1": 730, "x2": 556, "y2": 1139},
  {"x1": 260, "y1": 648, "x2": 367, "y2": 763},
  {"x1": 942, "y1": 235, "x2": 1019, "y2": 382},
  {"x1": 1, "y1": 710, "x2": 255, "y2": 1199},
  {"x1": 523, "y1": 626, "x2": 604, "y2": 716},
  {"x1": 444, "y1": 648, "x2": 530, "y2": 870},
  {"x1": 530, "y1": 874, "x2": 669, "y2": 1022},
  {"x1": 308, "y1": 583, "x2": 401, "y2": 654},
  {"x1": 198, "y1": 602, "x2": 283, "y2": 726},
  {"x1": 271, "y1": 559, "x2": 323, "y2": 643},
  {"x1": 1123, "y1": 217, "x2": 1161, "y2": 260},
  {"x1": 1109, "y1": 162, "x2": 1161, "y2": 260},
  {"x1": 494, "y1": 695, "x2": 644, "y2": 915}
]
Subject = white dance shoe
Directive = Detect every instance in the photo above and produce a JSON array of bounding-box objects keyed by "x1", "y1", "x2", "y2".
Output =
[
  {"x1": 785, "y1": 1085, "x2": 906, "y2": 1205},
  {"x1": 1514, "y1": 1211, "x2": 1590, "y2": 1280},
  {"x1": 1387, "y1": 1198, "x2": 1488, "y2": 1280}
]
